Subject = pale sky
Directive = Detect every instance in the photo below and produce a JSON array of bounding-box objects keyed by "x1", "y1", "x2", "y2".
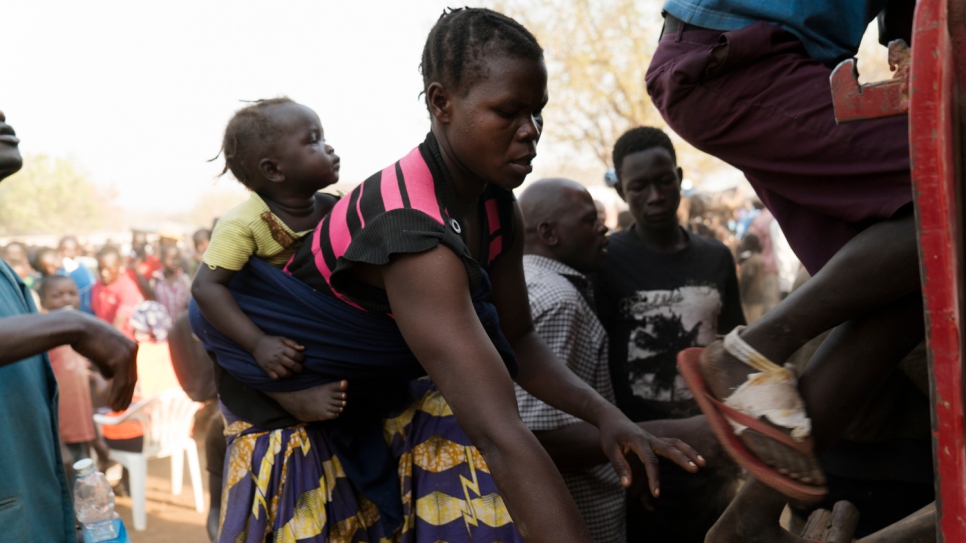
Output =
[
  {"x1": 3, "y1": 1, "x2": 465, "y2": 215},
  {"x1": 4, "y1": 2, "x2": 890, "y2": 224}
]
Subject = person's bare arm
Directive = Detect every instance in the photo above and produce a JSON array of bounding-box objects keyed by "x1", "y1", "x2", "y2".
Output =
[
  {"x1": 491, "y1": 204, "x2": 702, "y2": 492},
  {"x1": 192, "y1": 265, "x2": 304, "y2": 379},
  {"x1": 0, "y1": 311, "x2": 137, "y2": 411},
  {"x1": 383, "y1": 246, "x2": 593, "y2": 543},
  {"x1": 534, "y1": 416, "x2": 728, "y2": 470}
]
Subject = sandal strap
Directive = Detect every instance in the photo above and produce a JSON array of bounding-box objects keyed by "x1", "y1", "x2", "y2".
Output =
[
  {"x1": 723, "y1": 326, "x2": 782, "y2": 373},
  {"x1": 711, "y1": 393, "x2": 813, "y2": 455}
]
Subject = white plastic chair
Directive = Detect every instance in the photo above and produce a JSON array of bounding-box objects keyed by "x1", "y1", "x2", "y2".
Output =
[{"x1": 93, "y1": 388, "x2": 205, "y2": 531}]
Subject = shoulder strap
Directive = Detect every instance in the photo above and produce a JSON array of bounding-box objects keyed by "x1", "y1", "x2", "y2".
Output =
[{"x1": 483, "y1": 186, "x2": 517, "y2": 266}]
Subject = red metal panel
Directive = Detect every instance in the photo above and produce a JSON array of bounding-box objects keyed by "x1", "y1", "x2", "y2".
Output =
[
  {"x1": 909, "y1": 0, "x2": 966, "y2": 541},
  {"x1": 830, "y1": 40, "x2": 911, "y2": 123}
]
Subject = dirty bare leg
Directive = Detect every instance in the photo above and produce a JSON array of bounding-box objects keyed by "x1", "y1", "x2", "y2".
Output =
[
  {"x1": 705, "y1": 214, "x2": 919, "y2": 397},
  {"x1": 706, "y1": 291, "x2": 925, "y2": 543},
  {"x1": 699, "y1": 215, "x2": 920, "y2": 479}
]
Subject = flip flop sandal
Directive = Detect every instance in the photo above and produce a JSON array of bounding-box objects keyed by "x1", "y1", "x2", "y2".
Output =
[{"x1": 677, "y1": 327, "x2": 828, "y2": 502}]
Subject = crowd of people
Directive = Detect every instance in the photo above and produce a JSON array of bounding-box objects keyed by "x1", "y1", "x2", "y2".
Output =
[
  {"x1": 0, "y1": 2, "x2": 934, "y2": 543},
  {"x1": 0, "y1": 229, "x2": 212, "y2": 481}
]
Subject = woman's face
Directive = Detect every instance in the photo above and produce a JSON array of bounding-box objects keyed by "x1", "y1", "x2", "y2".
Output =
[{"x1": 439, "y1": 55, "x2": 548, "y2": 190}]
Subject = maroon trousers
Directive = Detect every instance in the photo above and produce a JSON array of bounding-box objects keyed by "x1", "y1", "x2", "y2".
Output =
[{"x1": 646, "y1": 22, "x2": 912, "y2": 274}]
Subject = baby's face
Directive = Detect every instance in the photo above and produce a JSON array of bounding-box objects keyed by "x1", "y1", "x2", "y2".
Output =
[{"x1": 267, "y1": 103, "x2": 341, "y2": 194}]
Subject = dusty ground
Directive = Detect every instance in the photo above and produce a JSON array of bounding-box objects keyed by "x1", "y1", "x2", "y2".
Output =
[{"x1": 112, "y1": 409, "x2": 214, "y2": 543}]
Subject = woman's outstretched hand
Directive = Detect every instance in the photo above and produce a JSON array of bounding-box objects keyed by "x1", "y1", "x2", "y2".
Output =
[{"x1": 597, "y1": 410, "x2": 706, "y2": 498}]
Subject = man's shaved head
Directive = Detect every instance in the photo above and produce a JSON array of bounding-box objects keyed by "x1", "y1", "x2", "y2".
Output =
[
  {"x1": 519, "y1": 178, "x2": 608, "y2": 274},
  {"x1": 519, "y1": 178, "x2": 588, "y2": 232}
]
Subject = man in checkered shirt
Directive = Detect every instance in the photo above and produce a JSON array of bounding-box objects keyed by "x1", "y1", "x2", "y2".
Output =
[{"x1": 515, "y1": 178, "x2": 626, "y2": 543}]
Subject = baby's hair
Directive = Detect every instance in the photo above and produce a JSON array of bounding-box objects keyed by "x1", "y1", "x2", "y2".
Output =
[
  {"x1": 37, "y1": 274, "x2": 76, "y2": 301},
  {"x1": 421, "y1": 7, "x2": 543, "y2": 99},
  {"x1": 216, "y1": 97, "x2": 295, "y2": 189},
  {"x1": 612, "y1": 127, "x2": 678, "y2": 177}
]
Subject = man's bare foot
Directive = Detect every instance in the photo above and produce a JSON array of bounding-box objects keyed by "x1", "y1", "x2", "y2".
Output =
[
  {"x1": 699, "y1": 340, "x2": 825, "y2": 485},
  {"x1": 266, "y1": 380, "x2": 348, "y2": 422},
  {"x1": 705, "y1": 479, "x2": 814, "y2": 543}
]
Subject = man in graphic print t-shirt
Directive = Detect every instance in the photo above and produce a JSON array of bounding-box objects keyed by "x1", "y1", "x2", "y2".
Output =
[
  {"x1": 617, "y1": 281, "x2": 736, "y2": 418},
  {"x1": 592, "y1": 127, "x2": 744, "y2": 543}
]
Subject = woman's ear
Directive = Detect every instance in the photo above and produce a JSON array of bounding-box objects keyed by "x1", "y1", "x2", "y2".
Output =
[
  {"x1": 259, "y1": 158, "x2": 285, "y2": 184},
  {"x1": 426, "y1": 82, "x2": 452, "y2": 124}
]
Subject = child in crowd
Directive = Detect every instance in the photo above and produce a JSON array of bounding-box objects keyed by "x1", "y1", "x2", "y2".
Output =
[
  {"x1": 2, "y1": 241, "x2": 38, "y2": 288},
  {"x1": 58, "y1": 235, "x2": 97, "y2": 314},
  {"x1": 191, "y1": 98, "x2": 347, "y2": 421},
  {"x1": 33, "y1": 246, "x2": 61, "y2": 278},
  {"x1": 189, "y1": 228, "x2": 211, "y2": 276},
  {"x1": 38, "y1": 275, "x2": 111, "y2": 473},
  {"x1": 151, "y1": 245, "x2": 191, "y2": 319},
  {"x1": 92, "y1": 245, "x2": 145, "y2": 340}
]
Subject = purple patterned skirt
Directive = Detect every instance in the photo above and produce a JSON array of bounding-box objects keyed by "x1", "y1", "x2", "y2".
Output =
[{"x1": 217, "y1": 378, "x2": 524, "y2": 543}]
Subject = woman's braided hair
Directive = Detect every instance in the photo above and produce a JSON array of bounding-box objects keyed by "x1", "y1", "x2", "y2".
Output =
[
  {"x1": 420, "y1": 7, "x2": 543, "y2": 100},
  {"x1": 216, "y1": 97, "x2": 294, "y2": 188}
]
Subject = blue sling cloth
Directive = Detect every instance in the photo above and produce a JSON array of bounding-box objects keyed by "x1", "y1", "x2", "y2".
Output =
[{"x1": 188, "y1": 256, "x2": 517, "y2": 533}]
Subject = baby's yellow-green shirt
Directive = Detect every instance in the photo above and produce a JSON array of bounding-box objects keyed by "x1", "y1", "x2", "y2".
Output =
[{"x1": 203, "y1": 192, "x2": 314, "y2": 271}]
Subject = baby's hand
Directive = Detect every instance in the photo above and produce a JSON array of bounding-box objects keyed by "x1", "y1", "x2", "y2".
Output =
[{"x1": 252, "y1": 336, "x2": 305, "y2": 379}]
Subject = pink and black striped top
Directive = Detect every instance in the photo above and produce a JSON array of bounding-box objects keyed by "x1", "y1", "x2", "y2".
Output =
[{"x1": 286, "y1": 133, "x2": 516, "y2": 314}]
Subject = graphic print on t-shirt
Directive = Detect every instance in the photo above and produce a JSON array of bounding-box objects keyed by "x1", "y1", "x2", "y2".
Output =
[{"x1": 620, "y1": 285, "x2": 722, "y2": 412}]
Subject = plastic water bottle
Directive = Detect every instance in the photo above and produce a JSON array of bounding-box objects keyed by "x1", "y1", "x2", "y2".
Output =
[{"x1": 73, "y1": 458, "x2": 131, "y2": 543}]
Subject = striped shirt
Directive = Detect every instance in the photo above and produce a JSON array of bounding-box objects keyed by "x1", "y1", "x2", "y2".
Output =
[
  {"x1": 288, "y1": 132, "x2": 516, "y2": 315},
  {"x1": 515, "y1": 254, "x2": 626, "y2": 543}
]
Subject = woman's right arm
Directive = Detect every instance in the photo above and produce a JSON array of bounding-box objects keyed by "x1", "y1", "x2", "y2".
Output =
[{"x1": 382, "y1": 245, "x2": 593, "y2": 543}]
